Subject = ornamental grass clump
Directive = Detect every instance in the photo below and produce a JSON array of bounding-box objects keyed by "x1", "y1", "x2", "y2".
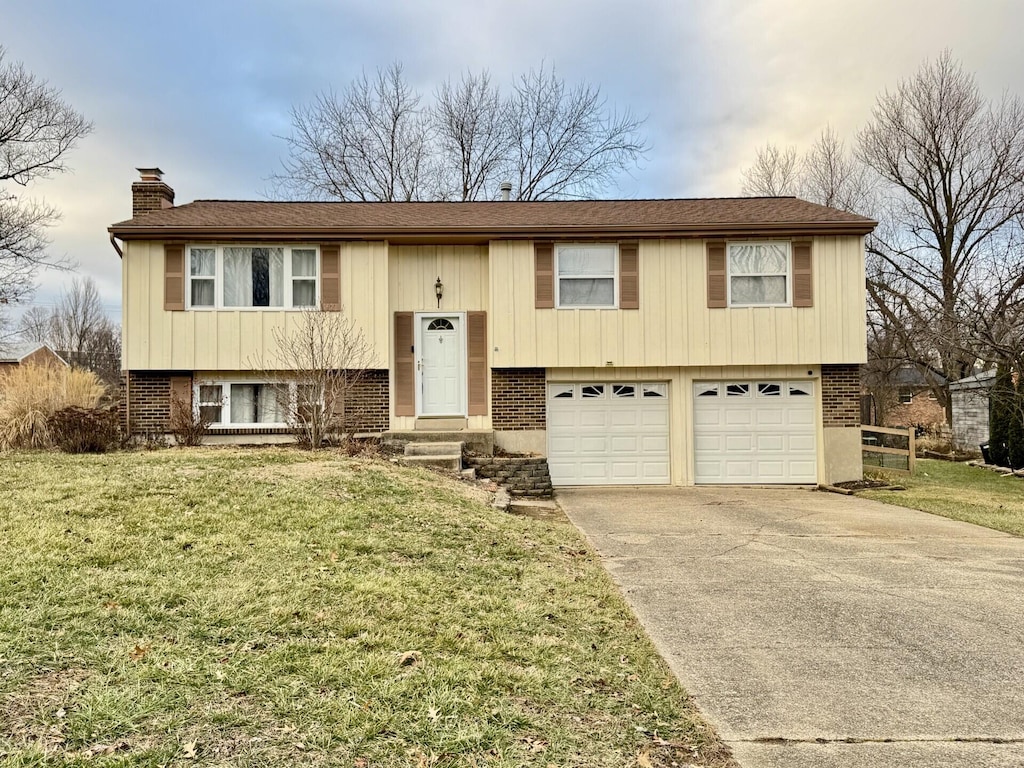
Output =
[{"x1": 0, "y1": 364, "x2": 106, "y2": 449}]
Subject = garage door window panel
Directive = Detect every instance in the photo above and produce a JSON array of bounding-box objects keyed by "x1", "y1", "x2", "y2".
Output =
[
  {"x1": 557, "y1": 245, "x2": 617, "y2": 308},
  {"x1": 728, "y1": 242, "x2": 790, "y2": 306}
]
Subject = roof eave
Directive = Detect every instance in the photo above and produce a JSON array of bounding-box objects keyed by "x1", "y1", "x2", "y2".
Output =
[{"x1": 108, "y1": 220, "x2": 877, "y2": 240}]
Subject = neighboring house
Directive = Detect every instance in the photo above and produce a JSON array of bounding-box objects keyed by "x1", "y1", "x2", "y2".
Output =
[
  {"x1": 109, "y1": 169, "x2": 876, "y2": 486},
  {"x1": 949, "y1": 370, "x2": 996, "y2": 453},
  {"x1": 882, "y1": 365, "x2": 948, "y2": 433},
  {"x1": 0, "y1": 343, "x2": 68, "y2": 372}
]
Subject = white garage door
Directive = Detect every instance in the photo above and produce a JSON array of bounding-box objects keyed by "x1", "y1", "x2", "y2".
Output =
[
  {"x1": 693, "y1": 381, "x2": 817, "y2": 484},
  {"x1": 547, "y1": 382, "x2": 670, "y2": 485}
]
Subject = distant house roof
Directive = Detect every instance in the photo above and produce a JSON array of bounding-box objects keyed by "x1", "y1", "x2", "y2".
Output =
[
  {"x1": 0, "y1": 343, "x2": 68, "y2": 366},
  {"x1": 109, "y1": 197, "x2": 877, "y2": 242},
  {"x1": 948, "y1": 370, "x2": 997, "y2": 391},
  {"x1": 893, "y1": 365, "x2": 948, "y2": 389}
]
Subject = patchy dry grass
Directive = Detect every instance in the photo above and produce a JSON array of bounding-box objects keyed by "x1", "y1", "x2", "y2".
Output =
[
  {"x1": 0, "y1": 449, "x2": 733, "y2": 767},
  {"x1": 862, "y1": 459, "x2": 1024, "y2": 536}
]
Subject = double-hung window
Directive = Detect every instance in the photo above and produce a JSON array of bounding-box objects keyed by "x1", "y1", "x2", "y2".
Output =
[
  {"x1": 728, "y1": 241, "x2": 790, "y2": 306},
  {"x1": 556, "y1": 244, "x2": 617, "y2": 308},
  {"x1": 187, "y1": 245, "x2": 319, "y2": 309}
]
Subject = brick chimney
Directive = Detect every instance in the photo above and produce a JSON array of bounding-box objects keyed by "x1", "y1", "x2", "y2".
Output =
[{"x1": 131, "y1": 167, "x2": 175, "y2": 217}]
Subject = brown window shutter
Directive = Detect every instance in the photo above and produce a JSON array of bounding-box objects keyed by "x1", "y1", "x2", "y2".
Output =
[
  {"x1": 169, "y1": 375, "x2": 192, "y2": 421},
  {"x1": 394, "y1": 312, "x2": 415, "y2": 416},
  {"x1": 535, "y1": 242, "x2": 554, "y2": 308},
  {"x1": 164, "y1": 244, "x2": 185, "y2": 311},
  {"x1": 320, "y1": 244, "x2": 341, "y2": 311},
  {"x1": 467, "y1": 311, "x2": 488, "y2": 416},
  {"x1": 792, "y1": 240, "x2": 813, "y2": 307},
  {"x1": 619, "y1": 242, "x2": 639, "y2": 309},
  {"x1": 706, "y1": 241, "x2": 727, "y2": 308}
]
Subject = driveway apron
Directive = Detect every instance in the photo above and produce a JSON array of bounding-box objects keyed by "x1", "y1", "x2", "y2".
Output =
[{"x1": 558, "y1": 486, "x2": 1024, "y2": 768}]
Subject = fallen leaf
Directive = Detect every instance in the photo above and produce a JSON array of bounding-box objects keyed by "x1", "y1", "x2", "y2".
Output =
[
  {"x1": 637, "y1": 748, "x2": 653, "y2": 768},
  {"x1": 129, "y1": 644, "x2": 150, "y2": 661},
  {"x1": 55, "y1": 707, "x2": 66, "y2": 719},
  {"x1": 182, "y1": 740, "x2": 197, "y2": 759}
]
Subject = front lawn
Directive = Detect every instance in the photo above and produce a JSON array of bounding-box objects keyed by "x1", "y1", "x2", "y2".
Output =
[
  {"x1": 0, "y1": 449, "x2": 731, "y2": 767},
  {"x1": 861, "y1": 458, "x2": 1024, "y2": 536}
]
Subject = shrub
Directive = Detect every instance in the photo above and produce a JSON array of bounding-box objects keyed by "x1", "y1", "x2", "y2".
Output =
[
  {"x1": 49, "y1": 407, "x2": 120, "y2": 453},
  {"x1": 0, "y1": 365, "x2": 106, "y2": 449},
  {"x1": 1008, "y1": 384, "x2": 1024, "y2": 470},
  {"x1": 989, "y1": 364, "x2": 1012, "y2": 467},
  {"x1": 169, "y1": 393, "x2": 212, "y2": 447}
]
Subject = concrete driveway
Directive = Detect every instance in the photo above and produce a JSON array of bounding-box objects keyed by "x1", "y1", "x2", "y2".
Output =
[{"x1": 557, "y1": 486, "x2": 1024, "y2": 768}]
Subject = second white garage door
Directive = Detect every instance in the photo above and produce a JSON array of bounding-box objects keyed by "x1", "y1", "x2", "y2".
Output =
[
  {"x1": 693, "y1": 380, "x2": 817, "y2": 484},
  {"x1": 547, "y1": 382, "x2": 670, "y2": 485}
]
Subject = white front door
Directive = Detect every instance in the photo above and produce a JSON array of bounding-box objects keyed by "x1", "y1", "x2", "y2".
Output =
[{"x1": 417, "y1": 315, "x2": 465, "y2": 416}]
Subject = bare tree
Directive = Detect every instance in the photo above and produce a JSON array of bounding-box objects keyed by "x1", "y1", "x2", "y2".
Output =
[
  {"x1": 16, "y1": 305, "x2": 51, "y2": 345},
  {"x1": 17, "y1": 277, "x2": 122, "y2": 386},
  {"x1": 273, "y1": 62, "x2": 647, "y2": 202},
  {"x1": 0, "y1": 47, "x2": 92, "y2": 306},
  {"x1": 740, "y1": 54, "x2": 1024, "y2": 422},
  {"x1": 740, "y1": 144, "x2": 799, "y2": 197},
  {"x1": 506, "y1": 64, "x2": 647, "y2": 200},
  {"x1": 432, "y1": 70, "x2": 512, "y2": 201},
  {"x1": 801, "y1": 127, "x2": 877, "y2": 213},
  {"x1": 265, "y1": 309, "x2": 378, "y2": 448},
  {"x1": 858, "y1": 51, "x2": 1024, "y2": 391},
  {"x1": 275, "y1": 63, "x2": 430, "y2": 202}
]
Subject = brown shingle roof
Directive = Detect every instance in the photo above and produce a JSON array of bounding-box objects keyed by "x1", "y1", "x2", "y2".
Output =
[{"x1": 109, "y1": 197, "x2": 876, "y2": 239}]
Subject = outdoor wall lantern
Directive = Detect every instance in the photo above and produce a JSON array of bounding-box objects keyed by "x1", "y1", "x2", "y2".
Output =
[{"x1": 435, "y1": 276, "x2": 444, "y2": 308}]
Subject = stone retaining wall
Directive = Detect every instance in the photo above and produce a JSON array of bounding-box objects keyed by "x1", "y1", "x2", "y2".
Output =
[{"x1": 465, "y1": 456, "x2": 553, "y2": 498}]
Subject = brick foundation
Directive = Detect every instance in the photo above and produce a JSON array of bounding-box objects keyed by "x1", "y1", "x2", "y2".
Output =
[
  {"x1": 465, "y1": 456, "x2": 553, "y2": 497},
  {"x1": 341, "y1": 369, "x2": 389, "y2": 433},
  {"x1": 492, "y1": 368, "x2": 546, "y2": 430},
  {"x1": 822, "y1": 364, "x2": 861, "y2": 427}
]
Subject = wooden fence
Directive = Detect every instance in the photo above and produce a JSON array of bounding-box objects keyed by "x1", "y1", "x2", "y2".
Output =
[{"x1": 861, "y1": 425, "x2": 916, "y2": 473}]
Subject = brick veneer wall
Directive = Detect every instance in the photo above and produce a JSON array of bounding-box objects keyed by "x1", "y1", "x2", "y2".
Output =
[
  {"x1": 492, "y1": 368, "x2": 546, "y2": 430},
  {"x1": 124, "y1": 371, "x2": 174, "y2": 433},
  {"x1": 821, "y1": 364, "x2": 861, "y2": 427},
  {"x1": 341, "y1": 369, "x2": 389, "y2": 433}
]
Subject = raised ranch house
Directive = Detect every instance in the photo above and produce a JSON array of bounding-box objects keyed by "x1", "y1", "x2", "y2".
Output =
[{"x1": 110, "y1": 169, "x2": 876, "y2": 486}]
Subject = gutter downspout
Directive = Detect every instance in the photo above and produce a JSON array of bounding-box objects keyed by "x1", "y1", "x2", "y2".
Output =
[{"x1": 109, "y1": 233, "x2": 123, "y2": 258}]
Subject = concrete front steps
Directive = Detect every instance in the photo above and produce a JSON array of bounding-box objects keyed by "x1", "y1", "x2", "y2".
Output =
[
  {"x1": 402, "y1": 441, "x2": 464, "y2": 471},
  {"x1": 384, "y1": 429, "x2": 494, "y2": 456}
]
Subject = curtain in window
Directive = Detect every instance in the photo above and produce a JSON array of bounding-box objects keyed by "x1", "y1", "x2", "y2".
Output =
[
  {"x1": 292, "y1": 249, "x2": 317, "y2": 307},
  {"x1": 558, "y1": 246, "x2": 615, "y2": 275},
  {"x1": 224, "y1": 248, "x2": 254, "y2": 307},
  {"x1": 559, "y1": 278, "x2": 615, "y2": 305},
  {"x1": 230, "y1": 384, "x2": 257, "y2": 422},
  {"x1": 190, "y1": 249, "x2": 216, "y2": 307},
  {"x1": 729, "y1": 244, "x2": 787, "y2": 274},
  {"x1": 729, "y1": 243, "x2": 787, "y2": 304},
  {"x1": 223, "y1": 248, "x2": 285, "y2": 307}
]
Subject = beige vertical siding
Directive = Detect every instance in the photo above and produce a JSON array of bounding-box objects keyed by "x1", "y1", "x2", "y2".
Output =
[
  {"x1": 122, "y1": 241, "x2": 389, "y2": 370},
  {"x1": 490, "y1": 237, "x2": 866, "y2": 368},
  {"x1": 388, "y1": 244, "x2": 489, "y2": 312},
  {"x1": 386, "y1": 244, "x2": 490, "y2": 430}
]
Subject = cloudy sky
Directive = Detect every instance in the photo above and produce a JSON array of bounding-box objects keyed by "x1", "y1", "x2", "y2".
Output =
[{"x1": 3, "y1": 0, "x2": 1021, "y2": 326}]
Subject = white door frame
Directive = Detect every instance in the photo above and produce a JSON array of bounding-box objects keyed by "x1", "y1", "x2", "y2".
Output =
[{"x1": 414, "y1": 311, "x2": 467, "y2": 417}]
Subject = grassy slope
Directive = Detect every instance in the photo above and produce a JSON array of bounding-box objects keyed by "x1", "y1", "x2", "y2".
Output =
[
  {"x1": 862, "y1": 459, "x2": 1024, "y2": 536},
  {"x1": 0, "y1": 449, "x2": 731, "y2": 767}
]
